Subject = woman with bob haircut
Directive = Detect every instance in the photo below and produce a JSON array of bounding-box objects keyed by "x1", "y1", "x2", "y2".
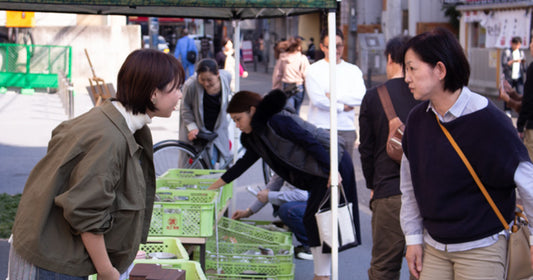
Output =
[
  {"x1": 399, "y1": 27, "x2": 533, "y2": 279},
  {"x1": 9, "y1": 49, "x2": 185, "y2": 280},
  {"x1": 179, "y1": 58, "x2": 233, "y2": 168},
  {"x1": 209, "y1": 89, "x2": 361, "y2": 280}
]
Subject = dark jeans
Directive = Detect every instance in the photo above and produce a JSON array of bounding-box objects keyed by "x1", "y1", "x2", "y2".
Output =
[
  {"x1": 36, "y1": 267, "x2": 87, "y2": 280},
  {"x1": 368, "y1": 195, "x2": 409, "y2": 280},
  {"x1": 283, "y1": 83, "x2": 305, "y2": 114},
  {"x1": 505, "y1": 77, "x2": 524, "y2": 111},
  {"x1": 278, "y1": 201, "x2": 309, "y2": 247}
]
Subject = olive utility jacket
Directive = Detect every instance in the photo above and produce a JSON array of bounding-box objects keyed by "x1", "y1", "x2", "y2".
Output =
[{"x1": 11, "y1": 100, "x2": 156, "y2": 276}]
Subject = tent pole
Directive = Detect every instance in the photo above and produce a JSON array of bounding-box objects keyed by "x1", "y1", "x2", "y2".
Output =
[
  {"x1": 328, "y1": 9, "x2": 339, "y2": 280},
  {"x1": 232, "y1": 20, "x2": 242, "y2": 166},
  {"x1": 234, "y1": 20, "x2": 241, "y2": 93}
]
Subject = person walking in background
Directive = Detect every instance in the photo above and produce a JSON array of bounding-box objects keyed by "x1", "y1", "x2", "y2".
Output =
[
  {"x1": 306, "y1": 37, "x2": 316, "y2": 62},
  {"x1": 209, "y1": 89, "x2": 361, "y2": 280},
  {"x1": 501, "y1": 36, "x2": 526, "y2": 116},
  {"x1": 305, "y1": 28, "x2": 366, "y2": 157},
  {"x1": 215, "y1": 37, "x2": 248, "y2": 92},
  {"x1": 175, "y1": 28, "x2": 198, "y2": 79},
  {"x1": 400, "y1": 28, "x2": 533, "y2": 280},
  {"x1": 232, "y1": 173, "x2": 313, "y2": 261},
  {"x1": 8, "y1": 49, "x2": 185, "y2": 280},
  {"x1": 272, "y1": 36, "x2": 310, "y2": 114},
  {"x1": 359, "y1": 34, "x2": 419, "y2": 280},
  {"x1": 518, "y1": 40, "x2": 533, "y2": 161},
  {"x1": 180, "y1": 58, "x2": 233, "y2": 167}
]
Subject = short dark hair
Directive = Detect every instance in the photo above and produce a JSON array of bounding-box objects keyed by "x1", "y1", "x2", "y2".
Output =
[
  {"x1": 511, "y1": 36, "x2": 522, "y2": 44},
  {"x1": 196, "y1": 58, "x2": 219, "y2": 75},
  {"x1": 116, "y1": 49, "x2": 185, "y2": 114},
  {"x1": 385, "y1": 35, "x2": 411, "y2": 65},
  {"x1": 402, "y1": 28, "x2": 469, "y2": 92},
  {"x1": 320, "y1": 28, "x2": 344, "y2": 44},
  {"x1": 227, "y1": 90, "x2": 263, "y2": 113}
]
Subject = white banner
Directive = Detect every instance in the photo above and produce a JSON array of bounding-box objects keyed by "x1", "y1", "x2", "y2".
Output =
[{"x1": 481, "y1": 9, "x2": 531, "y2": 49}]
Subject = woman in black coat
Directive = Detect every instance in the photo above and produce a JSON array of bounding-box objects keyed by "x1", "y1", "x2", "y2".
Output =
[{"x1": 209, "y1": 89, "x2": 361, "y2": 280}]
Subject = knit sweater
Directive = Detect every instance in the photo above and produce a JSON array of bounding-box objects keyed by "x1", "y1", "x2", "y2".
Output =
[{"x1": 403, "y1": 101, "x2": 529, "y2": 243}]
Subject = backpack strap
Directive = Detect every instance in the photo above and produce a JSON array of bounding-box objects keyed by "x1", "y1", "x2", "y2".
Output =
[{"x1": 377, "y1": 84, "x2": 397, "y2": 121}]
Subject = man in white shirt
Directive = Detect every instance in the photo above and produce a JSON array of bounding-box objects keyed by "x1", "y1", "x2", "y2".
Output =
[{"x1": 305, "y1": 28, "x2": 366, "y2": 157}]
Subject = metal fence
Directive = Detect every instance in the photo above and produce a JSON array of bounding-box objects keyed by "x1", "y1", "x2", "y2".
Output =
[{"x1": 0, "y1": 43, "x2": 71, "y2": 89}]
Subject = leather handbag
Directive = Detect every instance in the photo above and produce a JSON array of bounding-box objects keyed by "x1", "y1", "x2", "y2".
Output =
[
  {"x1": 315, "y1": 184, "x2": 359, "y2": 253},
  {"x1": 377, "y1": 84, "x2": 405, "y2": 164},
  {"x1": 436, "y1": 114, "x2": 533, "y2": 280}
]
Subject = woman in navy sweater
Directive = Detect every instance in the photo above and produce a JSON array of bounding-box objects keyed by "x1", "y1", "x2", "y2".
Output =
[{"x1": 399, "y1": 28, "x2": 533, "y2": 279}]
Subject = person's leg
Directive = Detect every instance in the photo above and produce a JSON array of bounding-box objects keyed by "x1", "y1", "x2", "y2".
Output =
[
  {"x1": 311, "y1": 246, "x2": 331, "y2": 279},
  {"x1": 368, "y1": 195, "x2": 405, "y2": 280},
  {"x1": 292, "y1": 85, "x2": 305, "y2": 114},
  {"x1": 419, "y1": 244, "x2": 454, "y2": 280},
  {"x1": 451, "y1": 235, "x2": 506, "y2": 280},
  {"x1": 338, "y1": 130, "x2": 356, "y2": 158},
  {"x1": 338, "y1": 151, "x2": 361, "y2": 246},
  {"x1": 277, "y1": 201, "x2": 309, "y2": 246},
  {"x1": 304, "y1": 179, "x2": 330, "y2": 276}
]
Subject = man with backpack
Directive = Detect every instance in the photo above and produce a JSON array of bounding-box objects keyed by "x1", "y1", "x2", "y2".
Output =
[{"x1": 174, "y1": 28, "x2": 198, "y2": 79}]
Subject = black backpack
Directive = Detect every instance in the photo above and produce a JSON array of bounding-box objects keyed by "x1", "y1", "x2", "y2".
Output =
[{"x1": 186, "y1": 50, "x2": 196, "y2": 64}]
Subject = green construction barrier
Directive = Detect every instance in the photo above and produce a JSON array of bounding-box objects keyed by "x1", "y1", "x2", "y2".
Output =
[{"x1": 0, "y1": 43, "x2": 71, "y2": 92}]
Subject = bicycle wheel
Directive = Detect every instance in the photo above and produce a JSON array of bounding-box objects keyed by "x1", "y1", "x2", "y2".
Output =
[{"x1": 153, "y1": 140, "x2": 208, "y2": 177}]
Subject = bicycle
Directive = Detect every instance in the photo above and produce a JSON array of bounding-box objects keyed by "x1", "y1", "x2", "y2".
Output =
[{"x1": 153, "y1": 130, "x2": 273, "y2": 184}]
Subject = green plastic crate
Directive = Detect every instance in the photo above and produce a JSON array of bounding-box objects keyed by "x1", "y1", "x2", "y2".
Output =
[
  {"x1": 88, "y1": 240, "x2": 198, "y2": 280},
  {"x1": 156, "y1": 177, "x2": 232, "y2": 214},
  {"x1": 205, "y1": 241, "x2": 293, "y2": 263},
  {"x1": 161, "y1": 168, "x2": 225, "y2": 178},
  {"x1": 205, "y1": 261, "x2": 294, "y2": 280},
  {"x1": 137, "y1": 237, "x2": 189, "y2": 260},
  {"x1": 133, "y1": 260, "x2": 207, "y2": 280},
  {"x1": 216, "y1": 217, "x2": 292, "y2": 246},
  {"x1": 150, "y1": 189, "x2": 217, "y2": 237}
]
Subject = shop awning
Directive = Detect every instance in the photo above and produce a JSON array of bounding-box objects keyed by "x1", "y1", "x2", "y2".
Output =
[{"x1": 0, "y1": 0, "x2": 336, "y2": 19}]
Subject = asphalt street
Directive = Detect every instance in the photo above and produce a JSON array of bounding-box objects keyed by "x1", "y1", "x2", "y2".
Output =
[{"x1": 0, "y1": 67, "x2": 411, "y2": 279}]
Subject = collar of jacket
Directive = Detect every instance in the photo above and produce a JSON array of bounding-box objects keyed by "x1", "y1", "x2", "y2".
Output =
[
  {"x1": 99, "y1": 99, "x2": 144, "y2": 157},
  {"x1": 251, "y1": 89, "x2": 287, "y2": 133}
]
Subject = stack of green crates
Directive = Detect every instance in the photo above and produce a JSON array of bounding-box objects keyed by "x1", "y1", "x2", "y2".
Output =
[
  {"x1": 149, "y1": 169, "x2": 233, "y2": 237},
  {"x1": 157, "y1": 169, "x2": 233, "y2": 214},
  {"x1": 204, "y1": 217, "x2": 294, "y2": 279},
  {"x1": 89, "y1": 237, "x2": 207, "y2": 280},
  {"x1": 136, "y1": 238, "x2": 206, "y2": 280}
]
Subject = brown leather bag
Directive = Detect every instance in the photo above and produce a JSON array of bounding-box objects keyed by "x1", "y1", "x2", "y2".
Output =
[{"x1": 377, "y1": 84, "x2": 405, "y2": 164}]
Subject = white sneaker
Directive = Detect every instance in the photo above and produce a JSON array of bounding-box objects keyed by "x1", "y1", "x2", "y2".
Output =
[{"x1": 295, "y1": 245, "x2": 313, "y2": 260}]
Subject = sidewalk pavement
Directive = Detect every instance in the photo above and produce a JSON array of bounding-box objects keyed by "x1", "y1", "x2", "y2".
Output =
[{"x1": 0, "y1": 68, "x2": 407, "y2": 280}]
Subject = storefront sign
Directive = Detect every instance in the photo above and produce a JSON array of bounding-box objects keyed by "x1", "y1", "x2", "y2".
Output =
[{"x1": 463, "y1": 9, "x2": 531, "y2": 49}]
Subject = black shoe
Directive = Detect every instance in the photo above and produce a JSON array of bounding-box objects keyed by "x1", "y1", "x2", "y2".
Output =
[{"x1": 295, "y1": 245, "x2": 313, "y2": 260}]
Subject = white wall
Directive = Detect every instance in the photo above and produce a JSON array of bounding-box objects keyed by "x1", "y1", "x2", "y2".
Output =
[{"x1": 31, "y1": 25, "x2": 141, "y2": 95}]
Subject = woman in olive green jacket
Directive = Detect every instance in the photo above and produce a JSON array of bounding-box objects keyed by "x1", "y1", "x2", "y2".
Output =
[{"x1": 8, "y1": 49, "x2": 185, "y2": 280}]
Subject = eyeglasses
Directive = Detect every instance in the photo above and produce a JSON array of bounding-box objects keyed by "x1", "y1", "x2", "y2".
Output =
[{"x1": 323, "y1": 44, "x2": 344, "y2": 49}]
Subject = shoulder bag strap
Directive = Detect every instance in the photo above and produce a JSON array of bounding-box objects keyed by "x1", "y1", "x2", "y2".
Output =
[
  {"x1": 435, "y1": 114, "x2": 509, "y2": 230},
  {"x1": 318, "y1": 183, "x2": 349, "y2": 211},
  {"x1": 377, "y1": 84, "x2": 397, "y2": 121}
]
